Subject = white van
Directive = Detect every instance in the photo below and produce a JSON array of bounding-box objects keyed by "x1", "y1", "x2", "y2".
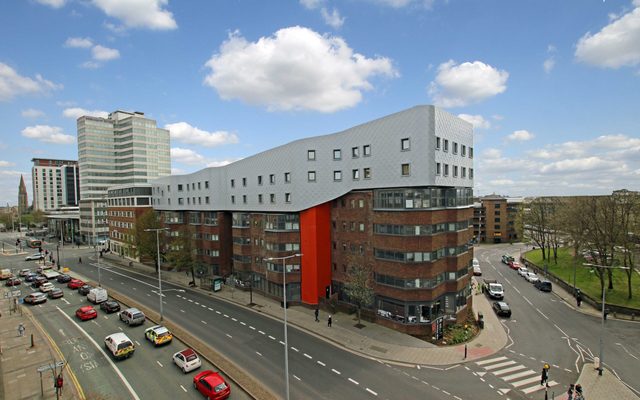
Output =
[
  {"x1": 87, "y1": 287, "x2": 108, "y2": 304},
  {"x1": 0, "y1": 269, "x2": 12, "y2": 280}
]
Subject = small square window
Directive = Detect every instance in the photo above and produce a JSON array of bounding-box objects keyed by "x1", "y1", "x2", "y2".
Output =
[
  {"x1": 444, "y1": 139, "x2": 449, "y2": 152},
  {"x1": 269, "y1": 174, "x2": 275, "y2": 184},
  {"x1": 178, "y1": 184, "x2": 183, "y2": 191},
  {"x1": 453, "y1": 142, "x2": 458, "y2": 154},
  {"x1": 352, "y1": 169, "x2": 359, "y2": 180},
  {"x1": 308, "y1": 171, "x2": 316, "y2": 182},
  {"x1": 352, "y1": 146, "x2": 359, "y2": 158},
  {"x1": 462, "y1": 145, "x2": 466, "y2": 157},
  {"x1": 401, "y1": 138, "x2": 410, "y2": 151},
  {"x1": 231, "y1": 195, "x2": 235, "y2": 204},
  {"x1": 270, "y1": 193, "x2": 276, "y2": 203},
  {"x1": 284, "y1": 172, "x2": 291, "y2": 183},
  {"x1": 334, "y1": 170, "x2": 342, "y2": 181},
  {"x1": 436, "y1": 162, "x2": 441, "y2": 175},
  {"x1": 363, "y1": 144, "x2": 371, "y2": 156},
  {"x1": 285, "y1": 193, "x2": 291, "y2": 203},
  {"x1": 231, "y1": 179, "x2": 235, "y2": 188},
  {"x1": 178, "y1": 198, "x2": 184, "y2": 205},
  {"x1": 363, "y1": 167, "x2": 371, "y2": 179},
  {"x1": 333, "y1": 149, "x2": 341, "y2": 160},
  {"x1": 436, "y1": 136, "x2": 441, "y2": 149},
  {"x1": 258, "y1": 194, "x2": 263, "y2": 203},
  {"x1": 444, "y1": 164, "x2": 449, "y2": 176},
  {"x1": 308, "y1": 150, "x2": 316, "y2": 160},
  {"x1": 401, "y1": 163, "x2": 410, "y2": 176}
]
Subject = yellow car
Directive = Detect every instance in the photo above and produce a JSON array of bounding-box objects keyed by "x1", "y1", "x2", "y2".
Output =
[{"x1": 144, "y1": 325, "x2": 173, "y2": 346}]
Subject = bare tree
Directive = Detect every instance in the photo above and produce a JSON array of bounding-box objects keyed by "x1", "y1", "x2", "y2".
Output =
[
  {"x1": 614, "y1": 191, "x2": 639, "y2": 299},
  {"x1": 344, "y1": 263, "x2": 374, "y2": 328},
  {"x1": 558, "y1": 196, "x2": 590, "y2": 292},
  {"x1": 523, "y1": 197, "x2": 556, "y2": 262}
]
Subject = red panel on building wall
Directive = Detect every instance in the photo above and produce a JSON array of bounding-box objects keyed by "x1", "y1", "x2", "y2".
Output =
[{"x1": 300, "y1": 203, "x2": 331, "y2": 305}]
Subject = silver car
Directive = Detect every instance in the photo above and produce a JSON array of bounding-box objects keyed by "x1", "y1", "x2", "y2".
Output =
[{"x1": 24, "y1": 292, "x2": 47, "y2": 304}]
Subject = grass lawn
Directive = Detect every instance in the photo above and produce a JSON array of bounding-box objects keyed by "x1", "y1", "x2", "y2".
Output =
[{"x1": 524, "y1": 247, "x2": 640, "y2": 310}]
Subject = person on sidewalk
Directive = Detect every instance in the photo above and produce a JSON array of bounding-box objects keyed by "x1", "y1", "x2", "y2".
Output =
[
  {"x1": 576, "y1": 290, "x2": 583, "y2": 307},
  {"x1": 17, "y1": 323, "x2": 25, "y2": 337},
  {"x1": 327, "y1": 315, "x2": 332, "y2": 327},
  {"x1": 540, "y1": 364, "x2": 549, "y2": 386},
  {"x1": 315, "y1": 308, "x2": 319, "y2": 322},
  {"x1": 79, "y1": 257, "x2": 82, "y2": 264}
]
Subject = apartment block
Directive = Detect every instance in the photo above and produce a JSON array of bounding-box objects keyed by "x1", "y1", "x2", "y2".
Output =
[
  {"x1": 473, "y1": 194, "x2": 522, "y2": 243},
  {"x1": 151, "y1": 105, "x2": 474, "y2": 336},
  {"x1": 107, "y1": 184, "x2": 153, "y2": 258},
  {"x1": 31, "y1": 158, "x2": 79, "y2": 212}
]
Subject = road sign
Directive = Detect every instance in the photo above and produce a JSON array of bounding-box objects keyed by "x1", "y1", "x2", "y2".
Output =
[{"x1": 36, "y1": 361, "x2": 64, "y2": 373}]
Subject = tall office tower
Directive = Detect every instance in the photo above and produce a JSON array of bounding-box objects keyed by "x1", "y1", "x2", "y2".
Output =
[
  {"x1": 152, "y1": 105, "x2": 475, "y2": 337},
  {"x1": 18, "y1": 175, "x2": 29, "y2": 215},
  {"x1": 31, "y1": 158, "x2": 80, "y2": 212},
  {"x1": 77, "y1": 110, "x2": 170, "y2": 244}
]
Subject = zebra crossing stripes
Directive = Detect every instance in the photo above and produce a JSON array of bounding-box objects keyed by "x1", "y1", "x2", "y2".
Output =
[{"x1": 475, "y1": 356, "x2": 559, "y2": 396}]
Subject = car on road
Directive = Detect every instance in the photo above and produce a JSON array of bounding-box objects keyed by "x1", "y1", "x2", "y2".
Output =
[
  {"x1": 24, "y1": 292, "x2": 47, "y2": 305},
  {"x1": 18, "y1": 268, "x2": 31, "y2": 277},
  {"x1": 173, "y1": 348, "x2": 202, "y2": 373},
  {"x1": 517, "y1": 267, "x2": 529, "y2": 277},
  {"x1": 119, "y1": 307, "x2": 145, "y2": 326},
  {"x1": 36, "y1": 265, "x2": 52, "y2": 274},
  {"x1": 25, "y1": 272, "x2": 39, "y2": 282},
  {"x1": 31, "y1": 276, "x2": 48, "y2": 288},
  {"x1": 501, "y1": 254, "x2": 515, "y2": 264},
  {"x1": 48, "y1": 288, "x2": 64, "y2": 299},
  {"x1": 25, "y1": 252, "x2": 45, "y2": 261},
  {"x1": 525, "y1": 272, "x2": 540, "y2": 283},
  {"x1": 100, "y1": 300, "x2": 121, "y2": 314},
  {"x1": 40, "y1": 282, "x2": 55, "y2": 293},
  {"x1": 193, "y1": 370, "x2": 230, "y2": 400},
  {"x1": 56, "y1": 274, "x2": 72, "y2": 283},
  {"x1": 492, "y1": 301, "x2": 512, "y2": 318},
  {"x1": 145, "y1": 325, "x2": 173, "y2": 346},
  {"x1": 76, "y1": 306, "x2": 98, "y2": 321},
  {"x1": 5, "y1": 277, "x2": 21, "y2": 286},
  {"x1": 535, "y1": 280, "x2": 553, "y2": 292},
  {"x1": 67, "y1": 279, "x2": 84, "y2": 289},
  {"x1": 508, "y1": 260, "x2": 521, "y2": 270},
  {"x1": 78, "y1": 284, "x2": 93, "y2": 296},
  {"x1": 472, "y1": 265, "x2": 482, "y2": 276},
  {"x1": 104, "y1": 332, "x2": 135, "y2": 360}
]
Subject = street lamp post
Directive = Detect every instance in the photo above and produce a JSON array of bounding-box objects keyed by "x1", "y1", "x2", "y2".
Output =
[
  {"x1": 145, "y1": 228, "x2": 168, "y2": 321},
  {"x1": 583, "y1": 262, "x2": 629, "y2": 376},
  {"x1": 266, "y1": 253, "x2": 302, "y2": 400},
  {"x1": 94, "y1": 235, "x2": 102, "y2": 287}
]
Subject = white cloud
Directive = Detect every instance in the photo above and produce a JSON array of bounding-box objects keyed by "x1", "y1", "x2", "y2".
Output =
[
  {"x1": 371, "y1": 0, "x2": 435, "y2": 8},
  {"x1": 81, "y1": 61, "x2": 101, "y2": 69},
  {"x1": 91, "y1": 45, "x2": 120, "y2": 61},
  {"x1": 539, "y1": 157, "x2": 621, "y2": 174},
  {"x1": 0, "y1": 161, "x2": 15, "y2": 167},
  {"x1": 300, "y1": 0, "x2": 322, "y2": 9},
  {"x1": 165, "y1": 122, "x2": 239, "y2": 147},
  {"x1": 543, "y1": 58, "x2": 556, "y2": 73},
  {"x1": 171, "y1": 147, "x2": 206, "y2": 165},
  {"x1": 21, "y1": 108, "x2": 45, "y2": 118},
  {"x1": 575, "y1": 4, "x2": 640, "y2": 68},
  {"x1": 321, "y1": 7, "x2": 345, "y2": 28},
  {"x1": 21, "y1": 125, "x2": 75, "y2": 144},
  {"x1": 62, "y1": 107, "x2": 109, "y2": 119},
  {"x1": 507, "y1": 130, "x2": 535, "y2": 141},
  {"x1": 457, "y1": 114, "x2": 490, "y2": 130},
  {"x1": 482, "y1": 148, "x2": 502, "y2": 159},
  {"x1": 204, "y1": 27, "x2": 397, "y2": 113},
  {"x1": 35, "y1": 0, "x2": 66, "y2": 8},
  {"x1": 428, "y1": 60, "x2": 508, "y2": 108},
  {"x1": 91, "y1": 0, "x2": 177, "y2": 30},
  {"x1": 0, "y1": 63, "x2": 62, "y2": 101},
  {"x1": 527, "y1": 149, "x2": 559, "y2": 159},
  {"x1": 64, "y1": 37, "x2": 93, "y2": 48},
  {"x1": 489, "y1": 179, "x2": 514, "y2": 186}
]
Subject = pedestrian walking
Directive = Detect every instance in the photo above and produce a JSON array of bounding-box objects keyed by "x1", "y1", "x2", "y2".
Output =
[
  {"x1": 78, "y1": 257, "x2": 82, "y2": 264},
  {"x1": 576, "y1": 290, "x2": 583, "y2": 307},
  {"x1": 540, "y1": 364, "x2": 549, "y2": 386},
  {"x1": 327, "y1": 315, "x2": 332, "y2": 327},
  {"x1": 314, "y1": 308, "x2": 319, "y2": 322},
  {"x1": 17, "y1": 323, "x2": 25, "y2": 337}
]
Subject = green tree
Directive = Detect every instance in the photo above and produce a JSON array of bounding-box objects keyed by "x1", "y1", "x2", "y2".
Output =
[
  {"x1": 133, "y1": 209, "x2": 165, "y2": 271},
  {"x1": 166, "y1": 224, "x2": 197, "y2": 282},
  {"x1": 613, "y1": 191, "x2": 639, "y2": 299},
  {"x1": 524, "y1": 197, "x2": 556, "y2": 262},
  {"x1": 344, "y1": 264, "x2": 374, "y2": 327},
  {"x1": 558, "y1": 196, "x2": 590, "y2": 292}
]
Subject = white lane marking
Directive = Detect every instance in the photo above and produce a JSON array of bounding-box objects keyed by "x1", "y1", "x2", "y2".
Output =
[
  {"x1": 58, "y1": 328, "x2": 66, "y2": 337},
  {"x1": 231, "y1": 317, "x2": 237, "y2": 322},
  {"x1": 268, "y1": 335, "x2": 276, "y2": 340},
  {"x1": 432, "y1": 385, "x2": 440, "y2": 390},
  {"x1": 256, "y1": 351, "x2": 262, "y2": 357},
  {"x1": 216, "y1": 311, "x2": 221, "y2": 315},
  {"x1": 249, "y1": 326, "x2": 256, "y2": 330},
  {"x1": 348, "y1": 378, "x2": 359, "y2": 385},
  {"x1": 366, "y1": 388, "x2": 378, "y2": 396},
  {"x1": 536, "y1": 308, "x2": 549, "y2": 319},
  {"x1": 156, "y1": 361, "x2": 163, "y2": 367},
  {"x1": 523, "y1": 296, "x2": 533, "y2": 306},
  {"x1": 615, "y1": 343, "x2": 639, "y2": 360},
  {"x1": 194, "y1": 302, "x2": 199, "y2": 305},
  {"x1": 223, "y1": 314, "x2": 229, "y2": 318},
  {"x1": 476, "y1": 356, "x2": 507, "y2": 365},
  {"x1": 258, "y1": 330, "x2": 265, "y2": 335},
  {"x1": 132, "y1": 287, "x2": 137, "y2": 291},
  {"x1": 62, "y1": 298, "x2": 70, "y2": 305},
  {"x1": 293, "y1": 375, "x2": 301, "y2": 381},
  {"x1": 279, "y1": 341, "x2": 285, "y2": 345},
  {"x1": 146, "y1": 293, "x2": 150, "y2": 296},
  {"x1": 511, "y1": 376, "x2": 541, "y2": 388},
  {"x1": 180, "y1": 385, "x2": 187, "y2": 392},
  {"x1": 240, "y1": 322, "x2": 246, "y2": 326},
  {"x1": 201, "y1": 320, "x2": 207, "y2": 325},
  {"x1": 442, "y1": 390, "x2": 450, "y2": 395},
  {"x1": 180, "y1": 309, "x2": 185, "y2": 313},
  {"x1": 513, "y1": 287, "x2": 521, "y2": 294},
  {"x1": 226, "y1": 334, "x2": 232, "y2": 339},
  {"x1": 188, "y1": 299, "x2": 193, "y2": 303},
  {"x1": 317, "y1": 361, "x2": 326, "y2": 367},
  {"x1": 416, "y1": 365, "x2": 420, "y2": 370},
  {"x1": 207, "y1": 307, "x2": 213, "y2": 311},
  {"x1": 201, "y1": 304, "x2": 206, "y2": 308},
  {"x1": 493, "y1": 365, "x2": 526, "y2": 376},
  {"x1": 332, "y1": 369, "x2": 341, "y2": 375},
  {"x1": 484, "y1": 361, "x2": 516, "y2": 370},
  {"x1": 421, "y1": 380, "x2": 430, "y2": 386},
  {"x1": 135, "y1": 341, "x2": 141, "y2": 346},
  {"x1": 502, "y1": 370, "x2": 536, "y2": 382},
  {"x1": 504, "y1": 278, "x2": 511, "y2": 284},
  {"x1": 55, "y1": 306, "x2": 141, "y2": 400},
  {"x1": 304, "y1": 353, "x2": 312, "y2": 359},
  {"x1": 291, "y1": 347, "x2": 299, "y2": 352}
]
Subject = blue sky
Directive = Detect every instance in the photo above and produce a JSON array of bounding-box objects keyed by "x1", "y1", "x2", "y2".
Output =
[{"x1": 1, "y1": 0, "x2": 639, "y2": 207}]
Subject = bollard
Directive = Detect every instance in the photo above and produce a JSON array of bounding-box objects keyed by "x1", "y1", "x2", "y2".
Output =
[
  {"x1": 30, "y1": 333, "x2": 34, "y2": 348},
  {"x1": 464, "y1": 344, "x2": 468, "y2": 359}
]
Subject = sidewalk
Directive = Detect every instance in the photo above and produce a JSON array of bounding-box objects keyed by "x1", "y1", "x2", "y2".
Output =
[
  {"x1": 0, "y1": 296, "x2": 82, "y2": 400},
  {"x1": 573, "y1": 362, "x2": 639, "y2": 400}
]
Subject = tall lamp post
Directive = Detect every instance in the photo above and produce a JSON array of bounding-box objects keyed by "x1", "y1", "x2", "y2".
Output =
[
  {"x1": 145, "y1": 228, "x2": 168, "y2": 321},
  {"x1": 265, "y1": 253, "x2": 302, "y2": 400},
  {"x1": 583, "y1": 262, "x2": 629, "y2": 376}
]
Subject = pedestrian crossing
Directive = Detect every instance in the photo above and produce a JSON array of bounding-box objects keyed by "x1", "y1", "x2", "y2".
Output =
[{"x1": 475, "y1": 356, "x2": 559, "y2": 396}]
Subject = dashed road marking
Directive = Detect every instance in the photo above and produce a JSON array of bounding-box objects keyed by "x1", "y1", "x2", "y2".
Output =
[
  {"x1": 180, "y1": 385, "x2": 187, "y2": 392},
  {"x1": 304, "y1": 353, "x2": 312, "y2": 360},
  {"x1": 255, "y1": 351, "x2": 262, "y2": 357},
  {"x1": 366, "y1": 388, "x2": 378, "y2": 396},
  {"x1": 293, "y1": 375, "x2": 301, "y2": 381},
  {"x1": 317, "y1": 361, "x2": 326, "y2": 367},
  {"x1": 201, "y1": 320, "x2": 207, "y2": 325},
  {"x1": 291, "y1": 347, "x2": 299, "y2": 352},
  {"x1": 348, "y1": 378, "x2": 359, "y2": 385},
  {"x1": 268, "y1": 335, "x2": 276, "y2": 340},
  {"x1": 226, "y1": 334, "x2": 232, "y2": 339},
  {"x1": 331, "y1": 369, "x2": 341, "y2": 375},
  {"x1": 156, "y1": 361, "x2": 163, "y2": 367}
]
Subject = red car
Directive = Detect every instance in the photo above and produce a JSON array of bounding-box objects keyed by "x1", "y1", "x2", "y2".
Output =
[
  {"x1": 193, "y1": 370, "x2": 230, "y2": 400},
  {"x1": 76, "y1": 306, "x2": 98, "y2": 321},
  {"x1": 5, "y1": 278, "x2": 21, "y2": 286},
  {"x1": 68, "y1": 279, "x2": 85, "y2": 289},
  {"x1": 508, "y1": 260, "x2": 521, "y2": 270}
]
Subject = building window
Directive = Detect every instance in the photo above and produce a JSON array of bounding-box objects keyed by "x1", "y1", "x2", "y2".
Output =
[
  {"x1": 333, "y1": 149, "x2": 341, "y2": 160},
  {"x1": 363, "y1": 145, "x2": 371, "y2": 156},
  {"x1": 205, "y1": 196, "x2": 210, "y2": 204},
  {"x1": 469, "y1": 147, "x2": 474, "y2": 159},
  {"x1": 462, "y1": 167, "x2": 466, "y2": 178},
  {"x1": 495, "y1": 210, "x2": 501, "y2": 215},
  {"x1": 494, "y1": 225, "x2": 501, "y2": 230},
  {"x1": 231, "y1": 179, "x2": 235, "y2": 188},
  {"x1": 334, "y1": 171, "x2": 342, "y2": 181},
  {"x1": 285, "y1": 193, "x2": 291, "y2": 203},
  {"x1": 436, "y1": 136, "x2": 441, "y2": 149},
  {"x1": 444, "y1": 164, "x2": 449, "y2": 176},
  {"x1": 178, "y1": 184, "x2": 183, "y2": 191},
  {"x1": 352, "y1": 169, "x2": 360, "y2": 180},
  {"x1": 495, "y1": 217, "x2": 501, "y2": 222},
  {"x1": 359, "y1": 223, "x2": 365, "y2": 232},
  {"x1": 308, "y1": 150, "x2": 316, "y2": 160},
  {"x1": 453, "y1": 165, "x2": 458, "y2": 177},
  {"x1": 352, "y1": 146, "x2": 359, "y2": 158},
  {"x1": 436, "y1": 162, "x2": 441, "y2": 175},
  {"x1": 284, "y1": 172, "x2": 291, "y2": 183},
  {"x1": 243, "y1": 195, "x2": 247, "y2": 204},
  {"x1": 470, "y1": 168, "x2": 474, "y2": 179},
  {"x1": 231, "y1": 195, "x2": 235, "y2": 204},
  {"x1": 197, "y1": 182, "x2": 201, "y2": 190},
  {"x1": 444, "y1": 139, "x2": 449, "y2": 152},
  {"x1": 358, "y1": 199, "x2": 364, "y2": 208},
  {"x1": 401, "y1": 163, "x2": 410, "y2": 176},
  {"x1": 258, "y1": 175, "x2": 263, "y2": 185},
  {"x1": 462, "y1": 145, "x2": 466, "y2": 157},
  {"x1": 258, "y1": 194, "x2": 263, "y2": 204},
  {"x1": 270, "y1": 193, "x2": 276, "y2": 203},
  {"x1": 308, "y1": 171, "x2": 316, "y2": 182},
  {"x1": 363, "y1": 167, "x2": 371, "y2": 179},
  {"x1": 178, "y1": 198, "x2": 184, "y2": 205},
  {"x1": 401, "y1": 138, "x2": 410, "y2": 151},
  {"x1": 270, "y1": 174, "x2": 275, "y2": 184},
  {"x1": 242, "y1": 177, "x2": 247, "y2": 187},
  {"x1": 453, "y1": 142, "x2": 458, "y2": 154}
]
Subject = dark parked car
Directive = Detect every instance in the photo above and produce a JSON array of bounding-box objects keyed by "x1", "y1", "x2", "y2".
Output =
[
  {"x1": 100, "y1": 300, "x2": 121, "y2": 314},
  {"x1": 5, "y1": 278, "x2": 21, "y2": 286},
  {"x1": 57, "y1": 274, "x2": 72, "y2": 283},
  {"x1": 78, "y1": 285, "x2": 93, "y2": 296},
  {"x1": 492, "y1": 301, "x2": 512, "y2": 318},
  {"x1": 25, "y1": 273, "x2": 39, "y2": 282},
  {"x1": 31, "y1": 276, "x2": 48, "y2": 288},
  {"x1": 534, "y1": 280, "x2": 553, "y2": 292},
  {"x1": 48, "y1": 288, "x2": 64, "y2": 299}
]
